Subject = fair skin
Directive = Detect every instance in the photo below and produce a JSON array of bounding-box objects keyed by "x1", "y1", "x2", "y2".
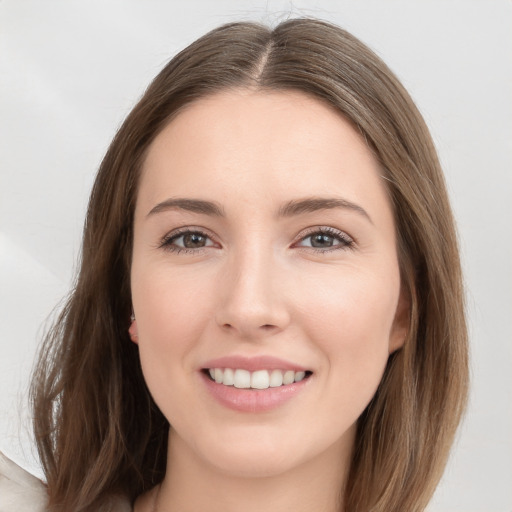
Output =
[{"x1": 130, "y1": 89, "x2": 408, "y2": 512}]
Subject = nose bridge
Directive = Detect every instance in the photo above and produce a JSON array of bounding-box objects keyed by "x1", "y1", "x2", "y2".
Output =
[{"x1": 216, "y1": 237, "x2": 288, "y2": 337}]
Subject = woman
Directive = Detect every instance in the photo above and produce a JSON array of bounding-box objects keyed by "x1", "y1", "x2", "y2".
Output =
[{"x1": 0, "y1": 18, "x2": 468, "y2": 512}]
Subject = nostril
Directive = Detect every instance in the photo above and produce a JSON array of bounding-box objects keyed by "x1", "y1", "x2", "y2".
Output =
[{"x1": 218, "y1": 320, "x2": 283, "y2": 337}]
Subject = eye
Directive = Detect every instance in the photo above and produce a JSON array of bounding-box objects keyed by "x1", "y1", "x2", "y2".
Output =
[
  {"x1": 295, "y1": 227, "x2": 354, "y2": 251},
  {"x1": 160, "y1": 229, "x2": 217, "y2": 253}
]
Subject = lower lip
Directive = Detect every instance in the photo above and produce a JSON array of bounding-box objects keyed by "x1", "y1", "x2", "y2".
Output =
[{"x1": 200, "y1": 371, "x2": 311, "y2": 413}]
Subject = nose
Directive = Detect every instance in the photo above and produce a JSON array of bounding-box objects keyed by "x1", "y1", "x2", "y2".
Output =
[{"x1": 214, "y1": 246, "x2": 291, "y2": 340}]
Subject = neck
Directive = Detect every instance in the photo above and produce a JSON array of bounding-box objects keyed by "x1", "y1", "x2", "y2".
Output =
[{"x1": 155, "y1": 427, "x2": 354, "y2": 512}]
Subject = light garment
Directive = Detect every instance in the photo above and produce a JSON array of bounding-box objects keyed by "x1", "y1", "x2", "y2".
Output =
[{"x1": 0, "y1": 451, "x2": 132, "y2": 511}]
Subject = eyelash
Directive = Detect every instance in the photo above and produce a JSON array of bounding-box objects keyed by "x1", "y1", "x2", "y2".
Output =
[
  {"x1": 294, "y1": 226, "x2": 355, "y2": 253},
  {"x1": 159, "y1": 226, "x2": 355, "y2": 254},
  {"x1": 158, "y1": 227, "x2": 217, "y2": 254}
]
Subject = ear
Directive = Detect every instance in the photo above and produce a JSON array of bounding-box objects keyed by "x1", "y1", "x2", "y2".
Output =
[
  {"x1": 128, "y1": 319, "x2": 139, "y2": 344},
  {"x1": 388, "y1": 285, "x2": 410, "y2": 354}
]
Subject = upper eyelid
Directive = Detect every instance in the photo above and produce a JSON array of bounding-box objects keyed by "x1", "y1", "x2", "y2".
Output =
[
  {"x1": 163, "y1": 226, "x2": 216, "y2": 239},
  {"x1": 294, "y1": 225, "x2": 354, "y2": 241}
]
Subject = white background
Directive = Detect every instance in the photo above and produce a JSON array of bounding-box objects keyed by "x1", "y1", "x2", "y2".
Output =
[{"x1": 1, "y1": 1, "x2": 511, "y2": 510}]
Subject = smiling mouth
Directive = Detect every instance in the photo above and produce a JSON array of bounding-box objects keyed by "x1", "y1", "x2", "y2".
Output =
[{"x1": 203, "y1": 368, "x2": 313, "y2": 390}]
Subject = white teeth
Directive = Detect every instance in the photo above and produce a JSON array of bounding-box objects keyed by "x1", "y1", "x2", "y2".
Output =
[
  {"x1": 207, "y1": 368, "x2": 309, "y2": 389},
  {"x1": 269, "y1": 369, "x2": 283, "y2": 387},
  {"x1": 294, "y1": 371, "x2": 306, "y2": 382},
  {"x1": 251, "y1": 370, "x2": 270, "y2": 389},
  {"x1": 223, "y1": 368, "x2": 234, "y2": 386},
  {"x1": 283, "y1": 370, "x2": 295, "y2": 385},
  {"x1": 233, "y1": 369, "x2": 251, "y2": 389}
]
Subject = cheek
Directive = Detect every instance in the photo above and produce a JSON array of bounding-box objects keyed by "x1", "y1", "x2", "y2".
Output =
[
  {"x1": 296, "y1": 265, "x2": 399, "y2": 387},
  {"x1": 134, "y1": 266, "x2": 214, "y2": 343},
  {"x1": 299, "y1": 262, "x2": 398, "y2": 333},
  {"x1": 131, "y1": 267, "x2": 216, "y2": 407}
]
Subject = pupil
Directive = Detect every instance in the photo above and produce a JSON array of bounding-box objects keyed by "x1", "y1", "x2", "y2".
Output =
[
  {"x1": 311, "y1": 234, "x2": 333, "y2": 248},
  {"x1": 183, "y1": 233, "x2": 206, "y2": 248}
]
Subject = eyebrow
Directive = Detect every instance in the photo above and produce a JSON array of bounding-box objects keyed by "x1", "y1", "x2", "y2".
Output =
[
  {"x1": 278, "y1": 197, "x2": 372, "y2": 223},
  {"x1": 146, "y1": 196, "x2": 372, "y2": 223},
  {"x1": 147, "y1": 198, "x2": 225, "y2": 217}
]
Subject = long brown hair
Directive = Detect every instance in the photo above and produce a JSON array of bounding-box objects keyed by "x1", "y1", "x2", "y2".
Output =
[{"x1": 31, "y1": 18, "x2": 469, "y2": 511}]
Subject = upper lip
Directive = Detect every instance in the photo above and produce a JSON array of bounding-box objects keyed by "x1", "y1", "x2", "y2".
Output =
[{"x1": 201, "y1": 355, "x2": 309, "y2": 372}]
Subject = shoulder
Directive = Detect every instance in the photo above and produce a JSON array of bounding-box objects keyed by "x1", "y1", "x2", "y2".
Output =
[
  {"x1": 0, "y1": 451, "x2": 48, "y2": 511},
  {"x1": 0, "y1": 451, "x2": 132, "y2": 512}
]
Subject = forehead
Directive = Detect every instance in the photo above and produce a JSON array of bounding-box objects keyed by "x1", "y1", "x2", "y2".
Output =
[{"x1": 137, "y1": 89, "x2": 392, "y2": 224}]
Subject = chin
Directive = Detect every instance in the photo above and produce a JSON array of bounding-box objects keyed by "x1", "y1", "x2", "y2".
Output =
[
  {"x1": 207, "y1": 449, "x2": 300, "y2": 479},
  {"x1": 193, "y1": 423, "x2": 338, "y2": 479},
  {"x1": 175, "y1": 423, "x2": 299, "y2": 476}
]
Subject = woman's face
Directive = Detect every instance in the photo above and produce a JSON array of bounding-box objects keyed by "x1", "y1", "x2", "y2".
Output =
[{"x1": 131, "y1": 90, "x2": 408, "y2": 477}]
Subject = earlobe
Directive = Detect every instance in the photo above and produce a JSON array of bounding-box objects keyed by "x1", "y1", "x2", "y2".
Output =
[
  {"x1": 389, "y1": 286, "x2": 410, "y2": 354},
  {"x1": 128, "y1": 318, "x2": 139, "y2": 344}
]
